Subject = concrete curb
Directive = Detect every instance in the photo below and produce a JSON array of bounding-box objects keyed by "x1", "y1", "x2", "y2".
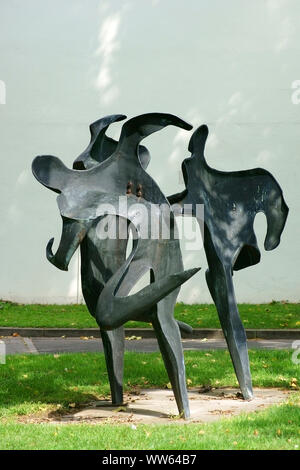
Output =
[{"x1": 0, "y1": 327, "x2": 299, "y2": 340}]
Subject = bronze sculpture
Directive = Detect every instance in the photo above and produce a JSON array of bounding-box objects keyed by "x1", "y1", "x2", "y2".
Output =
[
  {"x1": 32, "y1": 112, "x2": 288, "y2": 418},
  {"x1": 169, "y1": 124, "x2": 289, "y2": 400}
]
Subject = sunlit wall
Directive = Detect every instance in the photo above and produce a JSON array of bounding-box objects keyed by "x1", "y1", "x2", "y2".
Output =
[{"x1": 0, "y1": 0, "x2": 299, "y2": 303}]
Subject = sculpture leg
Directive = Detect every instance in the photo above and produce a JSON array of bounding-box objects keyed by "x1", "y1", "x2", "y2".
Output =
[
  {"x1": 152, "y1": 301, "x2": 190, "y2": 418},
  {"x1": 100, "y1": 326, "x2": 125, "y2": 405},
  {"x1": 205, "y1": 266, "x2": 253, "y2": 400}
]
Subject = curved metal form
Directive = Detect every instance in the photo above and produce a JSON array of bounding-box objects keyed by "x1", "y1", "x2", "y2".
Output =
[
  {"x1": 32, "y1": 113, "x2": 198, "y2": 418},
  {"x1": 169, "y1": 124, "x2": 289, "y2": 400},
  {"x1": 72, "y1": 114, "x2": 151, "y2": 171},
  {"x1": 32, "y1": 113, "x2": 288, "y2": 416}
]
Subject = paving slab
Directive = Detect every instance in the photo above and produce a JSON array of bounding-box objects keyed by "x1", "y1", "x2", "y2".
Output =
[{"x1": 49, "y1": 388, "x2": 289, "y2": 425}]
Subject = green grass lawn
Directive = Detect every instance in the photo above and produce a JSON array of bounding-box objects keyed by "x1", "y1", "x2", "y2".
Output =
[
  {"x1": 1, "y1": 402, "x2": 299, "y2": 450},
  {"x1": 0, "y1": 350, "x2": 299, "y2": 449},
  {"x1": 0, "y1": 300, "x2": 299, "y2": 329}
]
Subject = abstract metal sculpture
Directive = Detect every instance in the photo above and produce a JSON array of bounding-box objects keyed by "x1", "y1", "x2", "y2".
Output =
[
  {"x1": 32, "y1": 113, "x2": 288, "y2": 419},
  {"x1": 32, "y1": 113, "x2": 199, "y2": 419},
  {"x1": 169, "y1": 124, "x2": 289, "y2": 400}
]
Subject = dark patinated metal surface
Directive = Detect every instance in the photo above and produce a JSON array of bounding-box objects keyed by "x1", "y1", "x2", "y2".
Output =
[
  {"x1": 32, "y1": 115, "x2": 288, "y2": 417},
  {"x1": 168, "y1": 124, "x2": 289, "y2": 400},
  {"x1": 32, "y1": 113, "x2": 198, "y2": 418},
  {"x1": 73, "y1": 115, "x2": 152, "y2": 405}
]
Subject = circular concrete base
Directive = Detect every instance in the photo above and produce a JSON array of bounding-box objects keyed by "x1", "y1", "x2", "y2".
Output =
[{"x1": 55, "y1": 388, "x2": 289, "y2": 425}]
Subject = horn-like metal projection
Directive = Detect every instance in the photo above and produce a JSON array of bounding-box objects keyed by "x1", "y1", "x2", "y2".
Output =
[{"x1": 168, "y1": 124, "x2": 289, "y2": 400}]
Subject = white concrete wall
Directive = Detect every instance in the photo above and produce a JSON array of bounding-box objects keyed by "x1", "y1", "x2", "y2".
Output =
[{"x1": 0, "y1": 0, "x2": 299, "y2": 304}]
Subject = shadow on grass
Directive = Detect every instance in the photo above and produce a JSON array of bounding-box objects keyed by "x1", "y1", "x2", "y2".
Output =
[{"x1": 0, "y1": 350, "x2": 298, "y2": 418}]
